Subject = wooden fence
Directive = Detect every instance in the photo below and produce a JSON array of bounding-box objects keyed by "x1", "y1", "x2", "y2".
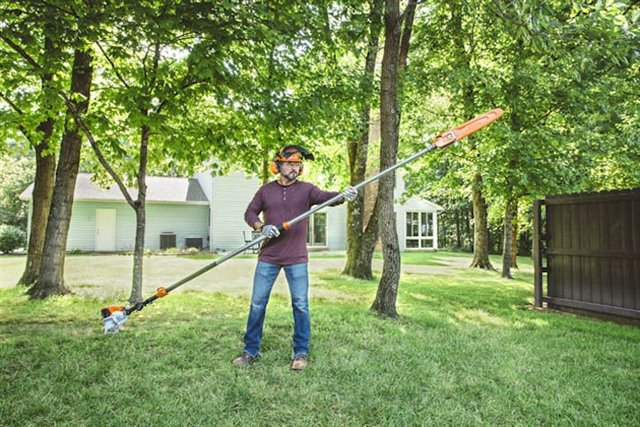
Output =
[{"x1": 533, "y1": 188, "x2": 640, "y2": 319}]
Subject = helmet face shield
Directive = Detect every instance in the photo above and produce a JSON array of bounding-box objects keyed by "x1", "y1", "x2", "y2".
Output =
[
  {"x1": 278, "y1": 149, "x2": 303, "y2": 162},
  {"x1": 274, "y1": 145, "x2": 315, "y2": 162}
]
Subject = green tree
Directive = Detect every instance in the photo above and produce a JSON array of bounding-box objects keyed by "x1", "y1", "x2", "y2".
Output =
[
  {"x1": 403, "y1": 0, "x2": 639, "y2": 279},
  {"x1": 26, "y1": 1, "x2": 103, "y2": 298},
  {"x1": 0, "y1": 154, "x2": 33, "y2": 228},
  {"x1": 0, "y1": 2, "x2": 67, "y2": 285},
  {"x1": 341, "y1": 0, "x2": 384, "y2": 280},
  {"x1": 0, "y1": 224, "x2": 26, "y2": 253},
  {"x1": 73, "y1": 1, "x2": 347, "y2": 302},
  {"x1": 371, "y1": 0, "x2": 418, "y2": 318}
]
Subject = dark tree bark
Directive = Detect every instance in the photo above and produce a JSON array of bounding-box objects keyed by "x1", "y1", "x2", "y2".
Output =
[
  {"x1": 261, "y1": 150, "x2": 270, "y2": 184},
  {"x1": 371, "y1": 0, "x2": 417, "y2": 318},
  {"x1": 501, "y1": 196, "x2": 516, "y2": 278},
  {"x1": 20, "y1": 123, "x2": 56, "y2": 286},
  {"x1": 29, "y1": 49, "x2": 93, "y2": 299},
  {"x1": 511, "y1": 214, "x2": 519, "y2": 269},
  {"x1": 343, "y1": 0, "x2": 383, "y2": 280},
  {"x1": 469, "y1": 173, "x2": 495, "y2": 270}
]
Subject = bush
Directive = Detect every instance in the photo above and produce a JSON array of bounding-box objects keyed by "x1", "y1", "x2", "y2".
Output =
[{"x1": 0, "y1": 224, "x2": 26, "y2": 254}]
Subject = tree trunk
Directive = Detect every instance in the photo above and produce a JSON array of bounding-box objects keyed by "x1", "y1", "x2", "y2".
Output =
[
  {"x1": 261, "y1": 149, "x2": 270, "y2": 184},
  {"x1": 19, "y1": 126, "x2": 56, "y2": 286},
  {"x1": 129, "y1": 124, "x2": 150, "y2": 303},
  {"x1": 371, "y1": 0, "x2": 417, "y2": 317},
  {"x1": 465, "y1": 204, "x2": 472, "y2": 250},
  {"x1": 28, "y1": 49, "x2": 93, "y2": 299},
  {"x1": 511, "y1": 207, "x2": 519, "y2": 269},
  {"x1": 343, "y1": 0, "x2": 383, "y2": 280},
  {"x1": 129, "y1": 204, "x2": 146, "y2": 303},
  {"x1": 455, "y1": 208, "x2": 461, "y2": 249},
  {"x1": 469, "y1": 173, "x2": 494, "y2": 270},
  {"x1": 501, "y1": 196, "x2": 516, "y2": 279},
  {"x1": 18, "y1": 35, "x2": 57, "y2": 286}
]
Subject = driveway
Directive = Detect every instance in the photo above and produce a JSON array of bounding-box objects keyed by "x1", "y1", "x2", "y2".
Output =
[{"x1": 0, "y1": 254, "x2": 471, "y2": 300}]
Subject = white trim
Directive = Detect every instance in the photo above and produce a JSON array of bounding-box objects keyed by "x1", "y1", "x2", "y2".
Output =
[
  {"x1": 306, "y1": 211, "x2": 328, "y2": 247},
  {"x1": 404, "y1": 210, "x2": 436, "y2": 250}
]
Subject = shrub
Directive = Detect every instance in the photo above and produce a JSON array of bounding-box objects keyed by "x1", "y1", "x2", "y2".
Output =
[{"x1": 0, "y1": 224, "x2": 26, "y2": 253}]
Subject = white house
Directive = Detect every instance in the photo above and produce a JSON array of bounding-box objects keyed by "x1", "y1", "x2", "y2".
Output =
[{"x1": 20, "y1": 171, "x2": 441, "y2": 252}]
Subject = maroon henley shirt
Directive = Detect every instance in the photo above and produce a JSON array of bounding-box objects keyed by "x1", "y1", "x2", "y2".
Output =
[{"x1": 244, "y1": 180, "x2": 342, "y2": 265}]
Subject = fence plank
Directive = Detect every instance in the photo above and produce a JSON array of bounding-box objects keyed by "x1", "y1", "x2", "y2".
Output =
[{"x1": 533, "y1": 200, "x2": 543, "y2": 307}]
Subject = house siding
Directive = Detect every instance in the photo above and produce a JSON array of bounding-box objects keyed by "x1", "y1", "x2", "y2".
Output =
[
  {"x1": 210, "y1": 172, "x2": 260, "y2": 251},
  {"x1": 67, "y1": 201, "x2": 209, "y2": 251},
  {"x1": 23, "y1": 170, "x2": 439, "y2": 254},
  {"x1": 326, "y1": 204, "x2": 347, "y2": 250}
]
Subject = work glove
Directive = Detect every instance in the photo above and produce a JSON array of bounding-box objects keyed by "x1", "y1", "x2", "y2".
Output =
[
  {"x1": 343, "y1": 185, "x2": 358, "y2": 202},
  {"x1": 261, "y1": 224, "x2": 280, "y2": 238}
]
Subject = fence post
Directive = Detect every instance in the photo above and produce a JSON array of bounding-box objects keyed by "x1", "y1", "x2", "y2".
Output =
[{"x1": 533, "y1": 199, "x2": 543, "y2": 307}]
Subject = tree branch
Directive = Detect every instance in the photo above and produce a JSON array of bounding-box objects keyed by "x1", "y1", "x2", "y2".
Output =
[
  {"x1": 0, "y1": 90, "x2": 25, "y2": 115},
  {"x1": 0, "y1": 90, "x2": 33, "y2": 144},
  {"x1": 96, "y1": 41, "x2": 131, "y2": 89},
  {"x1": 399, "y1": 0, "x2": 418, "y2": 70},
  {"x1": 58, "y1": 91, "x2": 137, "y2": 209},
  {"x1": 154, "y1": 78, "x2": 207, "y2": 115},
  {"x1": 148, "y1": 41, "x2": 162, "y2": 90},
  {"x1": 31, "y1": 0, "x2": 79, "y2": 19},
  {"x1": 0, "y1": 31, "x2": 43, "y2": 71}
]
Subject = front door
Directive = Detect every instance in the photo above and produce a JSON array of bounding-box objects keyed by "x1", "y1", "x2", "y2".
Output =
[{"x1": 95, "y1": 209, "x2": 116, "y2": 251}]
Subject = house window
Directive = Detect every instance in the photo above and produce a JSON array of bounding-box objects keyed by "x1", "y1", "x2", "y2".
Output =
[
  {"x1": 306, "y1": 212, "x2": 327, "y2": 246},
  {"x1": 406, "y1": 211, "x2": 434, "y2": 249}
]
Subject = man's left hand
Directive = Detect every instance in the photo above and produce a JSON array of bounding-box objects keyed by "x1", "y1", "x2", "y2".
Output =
[{"x1": 343, "y1": 186, "x2": 358, "y2": 202}]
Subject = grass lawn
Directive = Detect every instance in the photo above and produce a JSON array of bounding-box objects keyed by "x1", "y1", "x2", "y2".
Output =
[
  {"x1": 1, "y1": 253, "x2": 638, "y2": 425},
  {"x1": 188, "y1": 249, "x2": 471, "y2": 266}
]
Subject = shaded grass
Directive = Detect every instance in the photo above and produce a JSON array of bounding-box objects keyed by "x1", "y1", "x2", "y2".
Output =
[{"x1": 1, "y1": 265, "x2": 639, "y2": 426}]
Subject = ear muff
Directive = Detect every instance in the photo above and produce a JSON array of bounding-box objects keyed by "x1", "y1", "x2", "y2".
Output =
[
  {"x1": 269, "y1": 160, "x2": 304, "y2": 175},
  {"x1": 270, "y1": 161, "x2": 279, "y2": 174}
]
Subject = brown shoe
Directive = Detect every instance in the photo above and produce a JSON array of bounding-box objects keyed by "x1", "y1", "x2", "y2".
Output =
[
  {"x1": 232, "y1": 352, "x2": 257, "y2": 367},
  {"x1": 291, "y1": 354, "x2": 308, "y2": 370}
]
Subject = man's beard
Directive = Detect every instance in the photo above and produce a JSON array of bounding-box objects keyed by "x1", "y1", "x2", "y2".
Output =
[{"x1": 284, "y1": 171, "x2": 298, "y2": 182}]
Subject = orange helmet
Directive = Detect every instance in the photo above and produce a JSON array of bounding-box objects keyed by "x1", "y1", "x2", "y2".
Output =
[{"x1": 269, "y1": 145, "x2": 315, "y2": 174}]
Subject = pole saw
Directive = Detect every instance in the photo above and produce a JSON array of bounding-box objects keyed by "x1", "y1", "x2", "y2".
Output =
[{"x1": 101, "y1": 108, "x2": 504, "y2": 334}]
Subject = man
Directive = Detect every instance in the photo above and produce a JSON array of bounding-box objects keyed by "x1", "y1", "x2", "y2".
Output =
[{"x1": 233, "y1": 144, "x2": 357, "y2": 370}]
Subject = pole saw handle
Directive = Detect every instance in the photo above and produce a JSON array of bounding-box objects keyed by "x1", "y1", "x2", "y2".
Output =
[{"x1": 433, "y1": 108, "x2": 504, "y2": 148}]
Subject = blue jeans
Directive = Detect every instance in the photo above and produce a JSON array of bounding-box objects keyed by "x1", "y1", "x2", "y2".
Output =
[{"x1": 243, "y1": 261, "x2": 310, "y2": 357}]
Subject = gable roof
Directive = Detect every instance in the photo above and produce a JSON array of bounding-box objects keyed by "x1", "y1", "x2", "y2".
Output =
[
  {"x1": 398, "y1": 196, "x2": 443, "y2": 211},
  {"x1": 20, "y1": 173, "x2": 208, "y2": 204}
]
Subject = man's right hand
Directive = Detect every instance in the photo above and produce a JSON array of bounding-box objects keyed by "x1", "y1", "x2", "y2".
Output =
[{"x1": 261, "y1": 224, "x2": 280, "y2": 238}]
